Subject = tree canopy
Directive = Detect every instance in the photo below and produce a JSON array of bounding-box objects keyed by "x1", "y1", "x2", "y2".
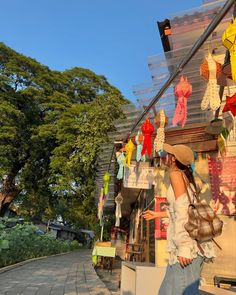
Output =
[{"x1": 0, "y1": 42, "x2": 127, "y2": 229}]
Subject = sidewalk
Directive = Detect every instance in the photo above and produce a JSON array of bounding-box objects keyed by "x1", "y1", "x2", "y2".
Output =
[{"x1": 0, "y1": 249, "x2": 114, "y2": 295}]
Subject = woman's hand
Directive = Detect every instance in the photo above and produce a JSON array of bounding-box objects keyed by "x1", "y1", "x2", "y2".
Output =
[
  {"x1": 142, "y1": 210, "x2": 158, "y2": 221},
  {"x1": 177, "y1": 256, "x2": 193, "y2": 268}
]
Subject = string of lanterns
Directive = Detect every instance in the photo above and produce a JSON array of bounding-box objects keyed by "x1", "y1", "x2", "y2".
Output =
[{"x1": 98, "y1": 16, "x2": 236, "y2": 225}]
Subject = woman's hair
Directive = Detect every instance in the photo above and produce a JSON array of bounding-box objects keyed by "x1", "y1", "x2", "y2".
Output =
[{"x1": 175, "y1": 159, "x2": 197, "y2": 192}]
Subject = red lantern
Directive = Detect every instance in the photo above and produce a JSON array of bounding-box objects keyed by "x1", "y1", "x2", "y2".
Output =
[{"x1": 141, "y1": 118, "x2": 154, "y2": 157}]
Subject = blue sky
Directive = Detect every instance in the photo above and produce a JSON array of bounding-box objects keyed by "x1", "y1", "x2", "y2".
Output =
[{"x1": 0, "y1": 0, "x2": 202, "y2": 103}]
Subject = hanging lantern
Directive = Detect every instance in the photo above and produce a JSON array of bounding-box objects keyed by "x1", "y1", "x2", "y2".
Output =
[
  {"x1": 115, "y1": 193, "x2": 123, "y2": 227},
  {"x1": 222, "y1": 18, "x2": 236, "y2": 81},
  {"x1": 222, "y1": 93, "x2": 236, "y2": 116},
  {"x1": 217, "y1": 134, "x2": 226, "y2": 155},
  {"x1": 125, "y1": 139, "x2": 135, "y2": 167},
  {"x1": 154, "y1": 109, "x2": 168, "y2": 153},
  {"x1": 98, "y1": 187, "x2": 104, "y2": 226},
  {"x1": 116, "y1": 151, "x2": 126, "y2": 180},
  {"x1": 141, "y1": 118, "x2": 154, "y2": 157},
  {"x1": 200, "y1": 54, "x2": 221, "y2": 111},
  {"x1": 173, "y1": 76, "x2": 192, "y2": 128},
  {"x1": 103, "y1": 172, "x2": 110, "y2": 196},
  {"x1": 135, "y1": 131, "x2": 145, "y2": 162}
]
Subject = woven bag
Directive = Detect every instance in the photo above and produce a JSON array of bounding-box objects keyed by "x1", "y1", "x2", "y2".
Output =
[{"x1": 182, "y1": 173, "x2": 223, "y2": 251}]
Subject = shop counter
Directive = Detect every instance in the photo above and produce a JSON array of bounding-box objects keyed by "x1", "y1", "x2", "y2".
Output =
[{"x1": 120, "y1": 261, "x2": 166, "y2": 295}]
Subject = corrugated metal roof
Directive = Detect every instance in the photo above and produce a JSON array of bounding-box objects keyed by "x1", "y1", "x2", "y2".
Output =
[{"x1": 94, "y1": 0, "x2": 236, "y2": 210}]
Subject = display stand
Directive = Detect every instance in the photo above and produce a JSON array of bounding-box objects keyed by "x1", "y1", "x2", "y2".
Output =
[{"x1": 120, "y1": 261, "x2": 166, "y2": 295}]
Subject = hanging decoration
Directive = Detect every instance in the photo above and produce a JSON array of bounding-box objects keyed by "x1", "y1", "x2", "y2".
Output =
[
  {"x1": 141, "y1": 118, "x2": 154, "y2": 157},
  {"x1": 172, "y1": 76, "x2": 192, "y2": 128},
  {"x1": 125, "y1": 139, "x2": 135, "y2": 167},
  {"x1": 103, "y1": 172, "x2": 110, "y2": 196},
  {"x1": 222, "y1": 93, "x2": 236, "y2": 116},
  {"x1": 217, "y1": 134, "x2": 226, "y2": 155},
  {"x1": 116, "y1": 151, "x2": 126, "y2": 180},
  {"x1": 200, "y1": 53, "x2": 223, "y2": 85},
  {"x1": 222, "y1": 111, "x2": 234, "y2": 133},
  {"x1": 115, "y1": 193, "x2": 123, "y2": 227},
  {"x1": 222, "y1": 18, "x2": 236, "y2": 82},
  {"x1": 200, "y1": 53, "x2": 221, "y2": 111},
  {"x1": 154, "y1": 109, "x2": 168, "y2": 153},
  {"x1": 98, "y1": 187, "x2": 104, "y2": 226},
  {"x1": 135, "y1": 131, "x2": 145, "y2": 162}
]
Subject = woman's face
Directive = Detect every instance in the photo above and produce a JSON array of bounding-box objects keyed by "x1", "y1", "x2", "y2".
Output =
[{"x1": 160, "y1": 152, "x2": 173, "y2": 167}]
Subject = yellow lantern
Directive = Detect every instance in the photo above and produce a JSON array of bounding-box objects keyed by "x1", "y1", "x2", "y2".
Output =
[{"x1": 222, "y1": 18, "x2": 236, "y2": 81}]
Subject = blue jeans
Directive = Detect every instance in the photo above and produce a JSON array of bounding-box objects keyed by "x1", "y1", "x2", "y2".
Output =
[{"x1": 158, "y1": 256, "x2": 204, "y2": 295}]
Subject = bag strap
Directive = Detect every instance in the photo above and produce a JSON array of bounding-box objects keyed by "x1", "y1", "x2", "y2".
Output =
[
  {"x1": 212, "y1": 238, "x2": 222, "y2": 250},
  {"x1": 180, "y1": 171, "x2": 199, "y2": 203}
]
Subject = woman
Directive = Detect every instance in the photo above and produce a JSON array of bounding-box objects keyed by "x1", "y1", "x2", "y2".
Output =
[{"x1": 143, "y1": 143, "x2": 215, "y2": 295}]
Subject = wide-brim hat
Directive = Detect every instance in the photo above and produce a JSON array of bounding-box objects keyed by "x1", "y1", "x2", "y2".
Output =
[{"x1": 163, "y1": 143, "x2": 194, "y2": 166}]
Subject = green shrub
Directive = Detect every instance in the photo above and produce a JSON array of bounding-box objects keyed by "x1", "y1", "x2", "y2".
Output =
[
  {"x1": 0, "y1": 218, "x2": 73, "y2": 268},
  {"x1": 70, "y1": 240, "x2": 79, "y2": 250}
]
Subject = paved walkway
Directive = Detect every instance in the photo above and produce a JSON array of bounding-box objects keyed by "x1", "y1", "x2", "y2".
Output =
[{"x1": 0, "y1": 250, "x2": 113, "y2": 295}]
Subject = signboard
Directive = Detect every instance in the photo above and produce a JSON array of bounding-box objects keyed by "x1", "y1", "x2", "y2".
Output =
[
  {"x1": 123, "y1": 164, "x2": 154, "y2": 189},
  {"x1": 154, "y1": 197, "x2": 168, "y2": 239},
  {"x1": 208, "y1": 156, "x2": 236, "y2": 215}
]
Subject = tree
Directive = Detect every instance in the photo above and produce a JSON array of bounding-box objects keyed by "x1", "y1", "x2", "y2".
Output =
[{"x1": 0, "y1": 42, "x2": 127, "y2": 227}]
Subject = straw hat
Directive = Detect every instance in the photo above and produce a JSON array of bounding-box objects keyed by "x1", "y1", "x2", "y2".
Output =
[{"x1": 163, "y1": 143, "x2": 194, "y2": 166}]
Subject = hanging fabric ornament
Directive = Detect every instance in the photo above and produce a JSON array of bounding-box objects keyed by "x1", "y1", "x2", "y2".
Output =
[
  {"x1": 222, "y1": 111, "x2": 234, "y2": 133},
  {"x1": 125, "y1": 139, "x2": 135, "y2": 166},
  {"x1": 141, "y1": 118, "x2": 154, "y2": 156},
  {"x1": 135, "y1": 131, "x2": 145, "y2": 162},
  {"x1": 217, "y1": 134, "x2": 226, "y2": 155},
  {"x1": 190, "y1": 150, "x2": 197, "y2": 175},
  {"x1": 222, "y1": 18, "x2": 236, "y2": 82},
  {"x1": 222, "y1": 93, "x2": 236, "y2": 116},
  {"x1": 98, "y1": 187, "x2": 104, "y2": 226},
  {"x1": 103, "y1": 172, "x2": 110, "y2": 196},
  {"x1": 115, "y1": 193, "x2": 123, "y2": 227},
  {"x1": 221, "y1": 126, "x2": 229, "y2": 140},
  {"x1": 172, "y1": 76, "x2": 192, "y2": 128},
  {"x1": 154, "y1": 109, "x2": 168, "y2": 153},
  {"x1": 116, "y1": 151, "x2": 126, "y2": 180},
  {"x1": 200, "y1": 54, "x2": 221, "y2": 111}
]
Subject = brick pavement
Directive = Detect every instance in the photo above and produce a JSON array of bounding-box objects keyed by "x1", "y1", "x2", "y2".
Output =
[{"x1": 0, "y1": 250, "x2": 113, "y2": 295}]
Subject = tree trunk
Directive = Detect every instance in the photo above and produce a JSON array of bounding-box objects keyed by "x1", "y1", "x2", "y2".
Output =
[
  {"x1": 0, "y1": 167, "x2": 22, "y2": 216},
  {"x1": 0, "y1": 192, "x2": 18, "y2": 216}
]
